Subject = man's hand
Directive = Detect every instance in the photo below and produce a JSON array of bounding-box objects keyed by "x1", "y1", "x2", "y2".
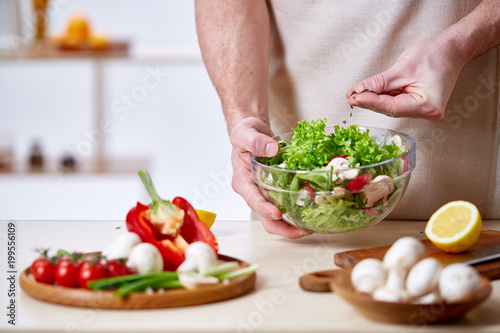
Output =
[
  {"x1": 346, "y1": 36, "x2": 465, "y2": 120},
  {"x1": 347, "y1": 0, "x2": 500, "y2": 119},
  {"x1": 230, "y1": 117, "x2": 312, "y2": 239}
]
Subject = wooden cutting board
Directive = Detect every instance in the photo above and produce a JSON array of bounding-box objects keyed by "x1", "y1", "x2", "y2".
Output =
[
  {"x1": 300, "y1": 230, "x2": 500, "y2": 292},
  {"x1": 20, "y1": 254, "x2": 256, "y2": 309}
]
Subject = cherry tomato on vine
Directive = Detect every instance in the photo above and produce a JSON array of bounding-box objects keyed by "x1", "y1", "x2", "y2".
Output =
[
  {"x1": 30, "y1": 257, "x2": 55, "y2": 285},
  {"x1": 107, "y1": 259, "x2": 132, "y2": 277},
  {"x1": 78, "y1": 259, "x2": 107, "y2": 289},
  {"x1": 54, "y1": 257, "x2": 80, "y2": 288}
]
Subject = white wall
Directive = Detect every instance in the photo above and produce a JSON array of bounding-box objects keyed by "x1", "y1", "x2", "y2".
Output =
[{"x1": 0, "y1": 0, "x2": 251, "y2": 221}]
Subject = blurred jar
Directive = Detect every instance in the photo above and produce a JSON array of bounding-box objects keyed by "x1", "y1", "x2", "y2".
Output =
[
  {"x1": 32, "y1": 0, "x2": 50, "y2": 43},
  {"x1": 0, "y1": 131, "x2": 14, "y2": 172},
  {"x1": 29, "y1": 139, "x2": 44, "y2": 172}
]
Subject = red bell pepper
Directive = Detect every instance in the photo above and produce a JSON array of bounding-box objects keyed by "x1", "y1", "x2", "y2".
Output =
[{"x1": 126, "y1": 170, "x2": 218, "y2": 271}]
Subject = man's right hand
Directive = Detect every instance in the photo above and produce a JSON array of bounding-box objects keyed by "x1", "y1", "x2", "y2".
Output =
[{"x1": 230, "y1": 117, "x2": 312, "y2": 239}]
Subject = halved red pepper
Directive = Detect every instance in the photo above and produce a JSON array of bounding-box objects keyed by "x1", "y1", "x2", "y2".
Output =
[
  {"x1": 126, "y1": 170, "x2": 218, "y2": 271},
  {"x1": 173, "y1": 197, "x2": 218, "y2": 252}
]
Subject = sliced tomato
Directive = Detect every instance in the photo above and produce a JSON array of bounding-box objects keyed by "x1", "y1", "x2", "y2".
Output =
[
  {"x1": 347, "y1": 173, "x2": 371, "y2": 193},
  {"x1": 300, "y1": 183, "x2": 315, "y2": 201},
  {"x1": 363, "y1": 208, "x2": 378, "y2": 216},
  {"x1": 402, "y1": 156, "x2": 409, "y2": 173}
]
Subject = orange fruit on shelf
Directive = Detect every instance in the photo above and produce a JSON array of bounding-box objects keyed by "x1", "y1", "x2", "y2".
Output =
[{"x1": 66, "y1": 14, "x2": 90, "y2": 42}]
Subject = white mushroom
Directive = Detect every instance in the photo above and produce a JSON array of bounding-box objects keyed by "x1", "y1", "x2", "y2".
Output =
[
  {"x1": 413, "y1": 292, "x2": 441, "y2": 304},
  {"x1": 363, "y1": 175, "x2": 395, "y2": 207},
  {"x1": 438, "y1": 263, "x2": 480, "y2": 303},
  {"x1": 178, "y1": 273, "x2": 219, "y2": 291},
  {"x1": 406, "y1": 257, "x2": 443, "y2": 298},
  {"x1": 384, "y1": 268, "x2": 408, "y2": 292},
  {"x1": 391, "y1": 135, "x2": 403, "y2": 147},
  {"x1": 127, "y1": 243, "x2": 164, "y2": 275},
  {"x1": 373, "y1": 237, "x2": 425, "y2": 302},
  {"x1": 176, "y1": 241, "x2": 218, "y2": 275},
  {"x1": 314, "y1": 187, "x2": 346, "y2": 204},
  {"x1": 383, "y1": 237, "x2": 425, "y2": 277},
  {"x1": 327, "y1": 157, "x2": 359, "y2": 183},
  {"x1": 102, "y1": 232, "x2": 142, "y2": 260},
  {"x1": 327, "y1": 157, "x2": 349, "y2": 169},
  {"x1": 373, "y1": 286, "x2": 410, "y2": 303},
  {"x1": 340, "y1": 168, "x2": 360, "y2": 180},
  {"x1": 351, "y1": 258, "x2": 387, "y2": 294},
  {"x1": 278, "y1": 162, "x2": 287, "y2": 168}
]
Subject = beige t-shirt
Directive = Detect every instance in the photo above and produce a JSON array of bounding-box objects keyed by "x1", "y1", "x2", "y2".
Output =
[{"x1": 267, "y1": 0, "x2": 500, "y2": 219}]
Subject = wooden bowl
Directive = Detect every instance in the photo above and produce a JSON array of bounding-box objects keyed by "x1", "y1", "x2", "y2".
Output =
[
  {"x1": 330, "y1": 268, "x2": 492, "y2": 324},
  {"x1": 20, "y1": 255, "x2": 256, "y2": 310}
]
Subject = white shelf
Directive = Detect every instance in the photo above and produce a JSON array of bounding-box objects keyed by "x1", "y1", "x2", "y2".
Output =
[{"x1": 0, "y1": 47, "x2": 203, "y2": 63}]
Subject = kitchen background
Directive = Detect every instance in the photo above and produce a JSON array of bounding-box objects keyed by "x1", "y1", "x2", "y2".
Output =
[{"x1": 0, "y1": 0, "x2": 251, "y2": 221}]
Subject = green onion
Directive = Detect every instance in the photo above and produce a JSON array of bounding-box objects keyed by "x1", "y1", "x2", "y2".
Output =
[
  {"x1": 150, "y1": 279, "x2": 183, "y2": 290},
  {"x1": 88, "y1": 272, "x2": 178, "y2": 291},
  {"x1": 115, "y1": 277, "x2": 168, "y2": 297},
  {"x1": 215, "y1": 264, "x2": 259, "y2": 280},
  {"x1": 203, "y1": 262, "x2": 240, "y2": 277}
]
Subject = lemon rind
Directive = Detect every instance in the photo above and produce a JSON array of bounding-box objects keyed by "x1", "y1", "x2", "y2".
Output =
[{"x1": 425, "y1": 201, "x2": 480, "y2": 243}]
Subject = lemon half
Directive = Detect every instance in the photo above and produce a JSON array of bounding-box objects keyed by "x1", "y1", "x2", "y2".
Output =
[
  {"x1": 425, "y1": 201, "x2": 482, "y2": 253},
  {"x1": 195, "y1": 209, "x2": 217, "y2": 229}
]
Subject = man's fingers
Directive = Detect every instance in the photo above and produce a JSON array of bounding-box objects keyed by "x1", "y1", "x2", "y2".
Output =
[
  {"x1": 259, "y1": 218, "x2": 312, "y2": 239},
  {"x1": 352, "y1": 65, "x2": 410, "y2": 95},
  {"x1": 230, "y1": 118, "x2": 278, "y2": 158},
  {"x1": 349, "y1": 92, "x2": 442, "y2": 121},
  {"x1": 233, "y1": 174, "x2": 282, "y2": 220}
]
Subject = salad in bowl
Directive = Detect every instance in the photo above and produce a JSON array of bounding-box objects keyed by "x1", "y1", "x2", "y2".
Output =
[{"x1": 250, "y1": 119, "x2": 416, "y2": 233}]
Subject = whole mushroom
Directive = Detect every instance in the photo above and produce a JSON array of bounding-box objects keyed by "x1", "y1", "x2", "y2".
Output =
[
  {"x1": 127, "y1": 243, "x2": 164, "y2": 275},
  {"x1": 413, "y1": 291, "x2": 441, "y2": 304},
  {"x1": 406, "y1": 257, "x2": 443, "y2": 298},
  {"x1": 177, "y1": 241, "x2": 220, "y2": 290},
  {"x1": 176, "y1": 241, "x2": 218, "y2": 275},
  {"x1": 373, "y1": 237, "x2": 425, "y2": 302},
  {"x1": 439, "y1": 263, "x2": 480, "y2": 303},
  {"x1": 351, "y1": 258, "x2": 387, "y2": 294},
  {"x1": 102, "y1": 232, "x2": 141, "y2": 260}
]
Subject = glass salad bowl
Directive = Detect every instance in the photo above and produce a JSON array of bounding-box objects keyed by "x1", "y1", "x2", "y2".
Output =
[{"x1": 250, "y1": 126, "x2": 416, "y2": 233}]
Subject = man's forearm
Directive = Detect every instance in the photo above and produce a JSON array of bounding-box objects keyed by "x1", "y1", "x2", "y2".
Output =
[
  {"x1": 444, "y1": 0, "x2": 500, "y2": 66},
  {"x1": 195, "y1": 0, "x2": 270, "y2": 133}
]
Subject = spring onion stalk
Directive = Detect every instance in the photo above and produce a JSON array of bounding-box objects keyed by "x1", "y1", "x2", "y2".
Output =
[
  {"x1": 114, "y1": 276, "x2": 182, "y2": 297},
  {"x1": 202, "y1": 262, "x2": 240, "y2": 277},
  {"x1": 150, "y1": 279, "x2": 183, "y2": 290},
  {"x1": 88, "y1": 272, "x2": 178, "y2": 291},
  {"x1": 215, "y1": 264, "x2": 259, "y2": 280}
]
